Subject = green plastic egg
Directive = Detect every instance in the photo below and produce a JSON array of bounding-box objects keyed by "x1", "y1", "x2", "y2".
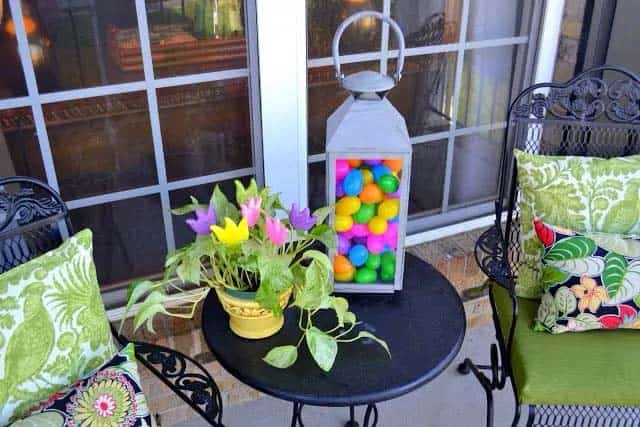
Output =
[
  {"x1": 353, "y1": 203, "x2": 376, "y2": 224},
  {"x1": 380, "y1": 258, "x2": 396, "y2": 282},
  {"x1": 381, "y1": 251, "x2": 396, "y2": 265},
  {"x1": 365, "y1": 253, "x2": 381, "y2": 270},
  {"x1": 355, "y1": 267, "x2": 378, "y2": 283},
  {"x1": 378, "y1": 174, "x2": 400, "y2": 194}
]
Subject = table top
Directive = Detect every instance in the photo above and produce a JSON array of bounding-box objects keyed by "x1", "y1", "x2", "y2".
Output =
[{"x1": 201, "y1": 253, "x2": 466, "y2": 407}]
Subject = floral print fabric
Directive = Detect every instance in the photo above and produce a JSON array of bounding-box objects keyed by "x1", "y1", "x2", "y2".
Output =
[
  {"x1": 514, "y1": 150, "x2": 640, "y2": 299},
  {"x1": 533, "y1": 220, "x2": 640, "y2": 333},
  {"x1": 12, "y1": 344, "x2": 151, "y2": 427},
  {"x1": 0, "y1": 229, "x2": 116, "y2": 425}
]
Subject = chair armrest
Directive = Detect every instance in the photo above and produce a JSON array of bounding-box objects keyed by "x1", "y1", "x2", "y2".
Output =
[
  {"x1": 133, "y1": 341, "x2": 224, "y2": 427},
  {"x1": 474, "y1": 223, "x2": 514, "y2": 289}
]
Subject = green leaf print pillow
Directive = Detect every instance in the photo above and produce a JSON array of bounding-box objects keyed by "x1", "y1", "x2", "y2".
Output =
[
  {"x1": 0, "y1": 229, "x2": 116, "y2": 425},
  {"x1": 514, "y1": 149, "x2": 640, "y2": 299}
]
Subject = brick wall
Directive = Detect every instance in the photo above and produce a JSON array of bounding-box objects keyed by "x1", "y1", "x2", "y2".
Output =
[{"x1": 117, "y1": 227, "x2": 491, "y2": 425}]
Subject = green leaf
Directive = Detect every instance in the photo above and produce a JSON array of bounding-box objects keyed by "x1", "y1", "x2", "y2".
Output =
[
  {"x1": 171, "y1": 200, "x2": 207, "y2": 215},
  {"x1": 211, "y1": 185, "x2": 239, "y2": 222},
  {"x1": 309, "y1": 224, "x2": 337, "y2": 249},
  {"x1": 133, "y1": 290, "x2": 168, "y2": 333},
  {"x1": 602, "y1": 252, "x2": 628, "y2": 298},
  {"x1": 312, "y1": 206, "x2": 332, "y2": 225},
  {"x1": 329, "y1": 296, "x2": 349, "y2": 327},
  {"x1": 541, "y1": 265, "x2": 569, "y2": 290},
  {"x1": 536, "y1": 292, "x2": 557, "y2": 329},
  {"x1": 176, "y1": 254, "x2": 201, "y2": 284},
  {"x1": 544, "y1": 236, "x2": 596, "y2": 262},
  {"x1": 235, "y1": 178, "x2": 259, "y2": 206},
  {"x1": 263, "y1": 345, "x2": 298, "y2": 369},
  {"x1": 255, "y1": 282, "x2": 282, "y2": 316},
  {"x1": 573, "y1": 312, "x2": 601, "y2": 330},
  {"x1": 554, "y1": 286, "x2": 577, "y2": 316},
  {"x1": 351, "y1": 331, "x2": 391, "y2": 357},
  {"x1": 634, "y1": 294, "x2": 640, "y2": 307},
  {"x1": 344, "y1": 311, "x2": 357, "y2": 325},
  {"x1": 126, "y1": 280, "x2": 155, "y2": 311},
  {"x1": 306, "y1": 327, "x2": 338, "y2": 372}
]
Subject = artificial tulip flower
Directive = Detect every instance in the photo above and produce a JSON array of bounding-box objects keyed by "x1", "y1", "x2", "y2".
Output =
[
  {"x1": 288, "y1": 203, "x2": 316, "y2": 231},
  {"x1": 265, "y1": 216, "x2": 288, "y2": 246},
  {"x1": 185, "y1": 205, "x2": 217, "y2": 235},
  {"x1": 211, "y1": 217, "x2": 249, "y2": 245},
  {"x1": 240, "y1": 196, "x2": 262, "y2": 227}
]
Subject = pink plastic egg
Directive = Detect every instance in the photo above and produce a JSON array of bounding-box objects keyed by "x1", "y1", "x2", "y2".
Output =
[
  {"x1": 367, "y1": 234, "x2": 385, "y2": 254},
  {"x1": 336, "y1": 159, "x2": 350, "y2": 180},
  {"x1": 351, "y1": 223, "x2": 369, "y2": 238}
]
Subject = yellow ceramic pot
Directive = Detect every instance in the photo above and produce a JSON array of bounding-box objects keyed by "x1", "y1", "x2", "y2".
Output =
[{"x1": 215, "y1": 287, "x2": 292, "y2": 339}]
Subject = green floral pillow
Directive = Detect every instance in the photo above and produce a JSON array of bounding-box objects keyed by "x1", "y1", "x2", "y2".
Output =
[
  {"x1": 514, "y1": 149, "x2": 640, "y2": 299},
  {"x1": 0, "y1": 229, "x2": 116, "y2": 425}
]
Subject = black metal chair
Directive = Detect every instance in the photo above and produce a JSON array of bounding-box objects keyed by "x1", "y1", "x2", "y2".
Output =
[
  {"x1": 458, "y1": 66, "x2": 640, "y2": 427},
  {"x1": 0, "y1": 176, "x2": 224, "y2": 426}
]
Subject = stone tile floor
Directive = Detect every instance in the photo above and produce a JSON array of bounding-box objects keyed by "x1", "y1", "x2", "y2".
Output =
[{"x1": 173, "y1": 323, "x2": 525, "y2": 427}]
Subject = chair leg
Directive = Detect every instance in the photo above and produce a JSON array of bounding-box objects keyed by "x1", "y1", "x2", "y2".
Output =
[{"x1": 459, "y1": 358, "x2": 496, "y2": 427}]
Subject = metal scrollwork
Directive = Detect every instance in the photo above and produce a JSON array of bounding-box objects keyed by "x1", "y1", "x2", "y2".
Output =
[
  {"x1": 0, "y1": 188, "x2": 65, "y2": 233},
  {"x1": 134, "y1": 342, "x2": 224, "y2": 426},
  {"x1": 474, "y1": 225, "x2": 512, "y2": 288}
]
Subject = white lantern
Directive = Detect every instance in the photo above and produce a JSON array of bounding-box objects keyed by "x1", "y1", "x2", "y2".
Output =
[{"x1": 327, "y1": 11, "x2": 412, "y2": 293}]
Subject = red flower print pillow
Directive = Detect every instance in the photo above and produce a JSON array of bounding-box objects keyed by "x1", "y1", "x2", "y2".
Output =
[{"x1": 533, "y1": 219, "x2": 640, "y2": 333}]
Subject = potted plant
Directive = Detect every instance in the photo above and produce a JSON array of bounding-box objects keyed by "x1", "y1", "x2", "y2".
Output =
[{"x1": 123, "y1": 180, "x2": 389, "y2": 371}]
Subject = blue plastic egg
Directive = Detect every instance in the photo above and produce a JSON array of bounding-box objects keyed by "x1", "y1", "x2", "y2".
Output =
[
  {"x1": 372, "y1": 165, "x2": 392, "y2": 182},
  {"x1": 343, "y1": 169, "x2": 364, "y2": 196},
  {"x1": 348, "y1": 244, "x2": 369, "y2": 267}
]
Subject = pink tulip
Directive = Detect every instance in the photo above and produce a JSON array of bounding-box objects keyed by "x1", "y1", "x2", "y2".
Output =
[
  {"x1": 265, "y1": 216, "x2": 288, "y2": 246},
  {"x1": 240, "y1": 196, "x2": 262, "y2": 227}
]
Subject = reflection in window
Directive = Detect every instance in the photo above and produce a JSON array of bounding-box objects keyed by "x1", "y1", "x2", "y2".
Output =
[
  {"x1": 0, "y1": 2, "x2": 28, "y2": 99},
  {"x1": 466, "y1": 0, "x2": 526, "y2": 41},
  {"x1": 0, "y1": 107, "x2": 46, "y2": 181},
  {"x1": 409, "y1": 140, "x2": 447, "y2": 216},
  {"x1": 390, "y1": 0, "x2": 461, "y2": 48}
]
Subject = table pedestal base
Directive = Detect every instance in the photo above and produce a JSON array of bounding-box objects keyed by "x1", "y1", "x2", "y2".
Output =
[{"x1": 289, "y1": 403, "x2": 379, "y2": 427}]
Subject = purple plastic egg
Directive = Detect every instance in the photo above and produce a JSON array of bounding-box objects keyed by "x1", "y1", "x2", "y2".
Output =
[
  {"x1": 386, "y1": 190, "x2": 401, "y2": 198},
  {"x1": 353, "y1": 237, "x2": 367, "y2": 245},
  {"x1": 339, "y1": 229, "x2": 354, "y2": 240},
  {"x1": 351, "y1": 223, "x2": 369, "y2": 238},
  {"x1": 367, "y1": 234, "x2": 385, "y2": 254},
  {"x1": 336, "y1": 182, "x2": 345, "y2": 198},
  {"x1": 336, "y1": 159, "x2": 350, "y2": 180},
  {"x1": 364, "y1": 158, "x2": 383, "y2": 166},
  {"x1": 337, "y1": 234, "x2": 351, "y2": 255}
]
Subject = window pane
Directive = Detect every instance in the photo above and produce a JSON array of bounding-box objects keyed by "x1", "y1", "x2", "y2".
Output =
[
  {"x1": 308, "y1": 160, "x2": 326, "y2": 212},
  {"x1": 0, "y1": 107, "x2": 46, "y2": 180},
  {"x1": 409, "y1": 139, "x2": 447, "y2": 216},
  {"x1": 21, "y1": 0, "x2": 143, "y2": 92},
  {"x1": 145, "y1": 0, "x2": 247, "y2": 78},
  {"x1": 169, "y1": 175, "x2": 252, "y2": 247},
  {"x1": 308, "y1": 61, "x2": 379, "y2": 155},
  {"x1": 457, "y1": 45, "x2": 516, "y2": 128},
  {"x1": 43, "y1": 91, "x2": 157, "y2": 200},
  {"x1": 388, "y1": 53, "x2": 456, "y2": 137},
  {"x1": 448, "y1": 129, "x2": 503, "y2": 208},
  {"x1": 158, "y1": 79, "x2": 252, "y2": 182},
  {"x1": 307, "y1": 0, "x2": 383, "y2": 59},
  {"x1": 70, "y1": 195, "x2": 166, "y2": 288},
  {"x1": 390, "y1": 0, "x2": 462, "y2": 49},
  {"x1": 0, "y1": 25, "x2": 27, "y2": 99},
  {"x1": 467, "y1": 0, "x2": 528, "y2": 41}
]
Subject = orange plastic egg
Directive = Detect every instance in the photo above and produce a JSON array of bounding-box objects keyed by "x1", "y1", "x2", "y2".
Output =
[
  {"x1": 335, "y1": 214, "x2": 354, "y2": 232},
  {"x1": 333, "y1": 254, "x2": 353, "y2": 274},
  {"x1": 347, "y1": 158, "x2": 362, "y2": 167},
  {"x1": 383, "y1": 158, "x2": 403, "y2": 173},
  {"x1": 361, "y1": 168, "x2": 374, "y2": 185},
  {"x1": 359, "y1": 183, "x2": 384, "y2": 204},
  {"x1": 335, "y1": 268, "x2": 355, "y2": 282}
]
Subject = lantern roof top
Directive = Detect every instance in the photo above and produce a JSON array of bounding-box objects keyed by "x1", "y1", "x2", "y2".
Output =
[{"x1": 326, "y1": 96, "x2": 411, "y2": 154}]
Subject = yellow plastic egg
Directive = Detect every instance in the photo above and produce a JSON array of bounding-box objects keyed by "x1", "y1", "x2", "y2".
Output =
[
  {"x1": 335, "y1": 196, "x2": 361, "y2": 216},
  {"x1": 361, "y1": 169, "x2": 374, "y2": 185},
  {"x1": 368, "y1": 216, "x2": 388, "y2": 235},
  {"x1": 335, "y1": 267, "x2": 355, "y2": 282},
  {"x1": 335, "y1": 214, "x2": 354, "y2": 232},
  {"x1": 377, "y1": 199, "x2": 400, "y2": 220}
]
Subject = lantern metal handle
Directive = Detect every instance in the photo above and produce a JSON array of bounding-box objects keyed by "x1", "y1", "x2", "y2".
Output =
[{"x1": 332, "y1": 11, "x2": 405, "y2": 85}]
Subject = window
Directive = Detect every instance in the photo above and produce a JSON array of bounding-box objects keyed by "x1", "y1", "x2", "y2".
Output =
[
  {"x1": 306, "y1": 0, "x2": 540, "y2": 231},
  {"x1": 0, "y1": 0, "x2": 259, "y2": 295}
]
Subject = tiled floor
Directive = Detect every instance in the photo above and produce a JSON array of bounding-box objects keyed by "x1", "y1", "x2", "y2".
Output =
[{"x1": 174, "y1": 324, "x2": 525, "y2": 427}]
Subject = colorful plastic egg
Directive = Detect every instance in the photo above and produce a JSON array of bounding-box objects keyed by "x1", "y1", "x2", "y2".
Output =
[
  {"x1": 377, "y1": 199, "x2": 399, "y2": 220},
  {"x1": 361, "y1": 168, "x2": 374, "y2": 185},
  {"x1": 366, "y1": 234, "x2": 385, "y2": 254},
  {"x1": 359, "y1": 183, "x2": 384, "y2": 204},
  {"x1": 386, "y1": 190, "x2": 401, "y2": 199},
  {"x1": 351, "y1": 223, "x2": 369, "y2": 238},
  {"x1": 353, "y1": 203, "x2": 376, "y2": 223},
  {"x1": 335, "y1": 269, "x2": 355, "y2": 282},
  {"x1": 347, "y1": 158, "x2": 362, "y2": 167},
  {"x1": 365, "y1": 253, "x2": 381, "y2": 270},
  {"x1": 335, "y1": 196, "x2": 361, "y2": 216},
  {"x1": 389, "y1": 215, "x2": 399, "y2": 223},
  {"x1": 383, "y1": 158, "x2": 403, "y2": 173},
  {"x1": 353, "y1": 237, "x2": 367, "y2": 246},
  {"x1": 336, "y1": 182, "x2": 345, "y2": 198},
  {"x1": 336, "y1": 159, "x2": 350, "y2": 180},
  {"x1": 355, "y1": 267, "x2": 377, "y2": 283},
  {"x1": 348, "y1": 244, "x2": 368, "y2": 267},
  {"x1": 372, "y1": 165, "x2": 392, "y2": 182},
  {"x1": 363, "y1": 159, "x2": 382, "y2": 166},
  {"x1": 381, "y1": 251, "x2": 396, "y2": 265},
  {"x1": 343, "y1": 169, "x2": 364, "y2": 196},
  {"x1": 335, "y1": 215, "x2": 353, "y2": 232},
  {"x1": 378, "y1": 174, "x2": 399, "y2": 194},
  {"x1": 339, "y1": 229, "x2": 354, "y2": 239},
  {"x1": 368, "y1": 216, "x2": 388, "y2": 235},
  {"x1": 333, "y1": 255, "x2": 353, "y2": 274},
  {"x1": 337, "y1": 234, "x2": 351, "y2": 255},
  {"x1": 380, "y1": 261, "x2": 395, "y2": 282}
]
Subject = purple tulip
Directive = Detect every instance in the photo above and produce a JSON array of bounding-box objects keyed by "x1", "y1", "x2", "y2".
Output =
[
  {"x1": 186, "y1": 205, "x2": 217, "y2": 235},
  {"x1": 288, "y1": 203, "x2": 316, "y2": 231}
]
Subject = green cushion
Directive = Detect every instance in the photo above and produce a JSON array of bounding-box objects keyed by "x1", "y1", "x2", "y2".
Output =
[
  {"x1": 0, "y1": 229, "x2": 116, "y2": 425},
  {"x1": 492, "y1": 283, "x2": 640, "y2": 406},
  {"x1": 514, "y1": 150, "x2": 640, "y2": 299}
]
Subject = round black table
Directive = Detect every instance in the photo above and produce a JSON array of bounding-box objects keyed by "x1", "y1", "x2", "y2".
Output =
[{"x1": 201, "y1": 253, "x2": 465, "y2": 427}]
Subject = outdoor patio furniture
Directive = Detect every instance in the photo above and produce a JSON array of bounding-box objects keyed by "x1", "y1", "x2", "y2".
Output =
[
  {"x1": 0, "y1": 176, "x2": 224, "y2": 426},
  {"x1": 458, "y1": 66, "x2": 640, "y2": 427},
  {"x1": 201, "y1": 253, "x2": 465, "y2": 427}
]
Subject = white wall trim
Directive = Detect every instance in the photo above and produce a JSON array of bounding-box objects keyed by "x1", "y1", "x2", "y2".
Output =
[
  {"x1": 533, "y1": 0, "x2": 565, "y2": 85},
  {"x1": 405, "y1": 213, "x2": 504, "y2": 247}
]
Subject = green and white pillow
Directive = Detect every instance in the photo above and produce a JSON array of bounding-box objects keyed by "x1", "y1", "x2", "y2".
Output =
[
  {"x1": 514, "y1": 149, "x2": 640, "y2": 299},
  {"x1": 0, "y1": 229, "x2": 116, "y2": 425}
]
